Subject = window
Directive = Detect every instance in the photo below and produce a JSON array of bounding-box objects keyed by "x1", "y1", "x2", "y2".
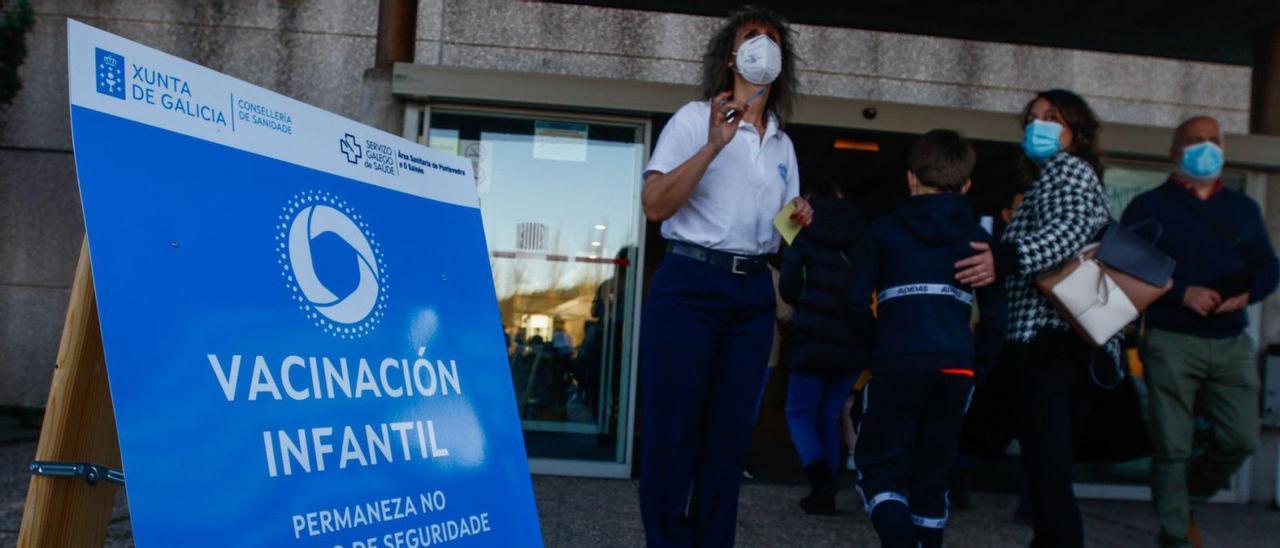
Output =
[{"x1": 425, "y1": 107, "x2": 648, "y2": 473}]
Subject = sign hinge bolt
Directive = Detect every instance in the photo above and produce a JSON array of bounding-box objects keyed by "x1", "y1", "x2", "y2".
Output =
[{"x1": 29, "y1": 460, "x2": 125, "y2": 486}]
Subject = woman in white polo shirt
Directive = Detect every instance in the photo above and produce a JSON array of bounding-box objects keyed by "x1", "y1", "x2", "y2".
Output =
[{"x1": 637, "y1": 6, "x2": 811, "y2": 546}]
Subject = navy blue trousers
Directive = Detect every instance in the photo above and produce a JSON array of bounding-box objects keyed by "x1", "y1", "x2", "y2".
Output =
[
  {"x1": 639, "y1": 253, "x2": 776, "y2": 548},
  {"x1": 855, "y1": 371, "x2": 974, "y2": 548}
]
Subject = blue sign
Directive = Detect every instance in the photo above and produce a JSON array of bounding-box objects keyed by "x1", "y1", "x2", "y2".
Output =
[{"x1": 67, "y1": 20, "x2": 541, "y2": 546}]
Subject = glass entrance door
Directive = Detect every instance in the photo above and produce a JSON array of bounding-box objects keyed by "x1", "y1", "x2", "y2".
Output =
[{"x1": 422, "y1": 106, "x2": 647, "y2": 477}]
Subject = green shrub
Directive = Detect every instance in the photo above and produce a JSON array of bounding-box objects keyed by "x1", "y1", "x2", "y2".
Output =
[{"x1": 0, "y1": 0, "x2": 35, "y2": 106}]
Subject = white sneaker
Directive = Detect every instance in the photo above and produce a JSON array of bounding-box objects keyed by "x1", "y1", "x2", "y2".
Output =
[{"x1": 742, "y1": 469, "x2": 755, "y2": 480}]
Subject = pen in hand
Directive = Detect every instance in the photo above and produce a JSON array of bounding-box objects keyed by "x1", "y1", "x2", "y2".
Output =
[{"x1": 725, "y1": 86, "x2": 767, "y2": 121}]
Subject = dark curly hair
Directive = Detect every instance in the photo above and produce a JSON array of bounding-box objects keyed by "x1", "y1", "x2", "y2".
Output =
[
  {"x1": 1019, "y1": 89, "x2": 1104, "y2": 183},
  {"x1": 700, "y1": 5, "x2": 799, "y2": 124}
]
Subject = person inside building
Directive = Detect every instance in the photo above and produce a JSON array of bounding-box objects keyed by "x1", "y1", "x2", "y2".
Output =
[
  {"x1": 841, "y1": 378, "x2": 865, "y2": 473},
  {"x1": 777, "y1": 178, "x2": 868, "y2": 515},
  {"x1": 636, "y1": 5, "x2": 812, "y2": 546},
  {"x1": 950, "y1": 189, "x2": 1018, "y2": 513},
  {"x1": 850, "y1": 129, "x2": 1003, "y2": 548},
  {"x1": 956, "y1": 89, "x2": 1118, "y2": 548},
  {"x1": 1121, "y1": 115, "x2": 1279, "y2": 548}
]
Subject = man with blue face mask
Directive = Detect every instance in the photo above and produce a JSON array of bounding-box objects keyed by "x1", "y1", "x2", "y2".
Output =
[{"x1": 1122, "y1": 116, "x2": 1279, "y2": 548}]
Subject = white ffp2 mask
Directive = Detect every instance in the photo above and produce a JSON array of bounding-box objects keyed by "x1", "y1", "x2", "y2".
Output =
[{"x1": 734, "y1": 35, "x2": 782, "y2": 85}]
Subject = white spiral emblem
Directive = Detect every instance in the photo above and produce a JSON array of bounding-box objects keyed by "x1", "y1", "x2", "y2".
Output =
[{"x1": 276, "y1": 191, "x2": 388, "y2": 338}]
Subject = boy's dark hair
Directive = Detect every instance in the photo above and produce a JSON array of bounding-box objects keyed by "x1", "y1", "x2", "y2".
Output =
[{"x1": 908, "y1": 129, "x2": 976, "y2": 193}]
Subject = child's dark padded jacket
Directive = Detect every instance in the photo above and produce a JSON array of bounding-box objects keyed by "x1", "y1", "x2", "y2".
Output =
[{"x1": 779, "y1": 196, "x2": 870, "y2": 377}]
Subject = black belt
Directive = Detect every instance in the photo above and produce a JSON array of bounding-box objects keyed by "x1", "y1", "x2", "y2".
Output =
[{"x1": 668, "y1": 241, "x2": 766, "y2": 275}]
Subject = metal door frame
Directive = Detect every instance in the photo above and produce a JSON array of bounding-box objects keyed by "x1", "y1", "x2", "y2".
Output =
[
  {"x1": 403, "y1": 102, "x2": 650, "y2": 479},
  {"x1": 401, "y1": 88, "x2": 1276, "y2": 491}
]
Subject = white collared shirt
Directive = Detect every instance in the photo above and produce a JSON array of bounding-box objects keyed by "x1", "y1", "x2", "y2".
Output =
[{"x1": 645, "y1": 100, "x2": 800, "y2": 256}]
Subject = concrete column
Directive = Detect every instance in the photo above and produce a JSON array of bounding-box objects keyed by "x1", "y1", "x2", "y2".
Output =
[
  {"x1": 1251, "y1": 24, "x2": 1280, "y2": 506},
  {"x1": 1252, "y1": 26, "x2": 1280, "y2": 134},
  {"x1": 1251, "y1": 26, "x2": 1279, "y2": 349}
]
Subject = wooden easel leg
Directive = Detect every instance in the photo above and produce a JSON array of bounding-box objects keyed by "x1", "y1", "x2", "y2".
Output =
[{"x1": 18, "y1": 239, "x2": 122, "y2": 547}]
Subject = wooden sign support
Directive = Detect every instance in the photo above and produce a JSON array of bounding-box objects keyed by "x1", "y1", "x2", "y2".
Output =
[{"x1": 18, "y1": 239, "x2": 123, "y2": 547}]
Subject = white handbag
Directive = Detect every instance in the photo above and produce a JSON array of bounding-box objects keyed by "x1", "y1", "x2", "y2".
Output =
[{"x1": 1038, "y1": 243, "x2": 1138, "y2": 346}]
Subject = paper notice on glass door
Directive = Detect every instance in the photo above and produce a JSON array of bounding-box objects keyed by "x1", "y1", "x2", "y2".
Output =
[
  {"x1": 463, "y1": 138, "x2": 494, "y2": 195},
  {"x1": 533, "y1": 120, "x2": 588, "y2": 162}
]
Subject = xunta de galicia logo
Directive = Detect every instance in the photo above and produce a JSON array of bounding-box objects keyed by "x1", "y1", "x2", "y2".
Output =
[{"x1": 95, "y1": 48, "x2": 126, "y2": 100}]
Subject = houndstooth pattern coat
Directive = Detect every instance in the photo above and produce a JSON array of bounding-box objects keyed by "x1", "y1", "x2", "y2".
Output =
[{"x1": 1001, "y1": 152, "x2": 1122, "y2": 365}]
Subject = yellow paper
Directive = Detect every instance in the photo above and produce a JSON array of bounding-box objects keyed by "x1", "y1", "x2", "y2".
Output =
[{"x1": 773, "y1": 201, "x2": 803, "y2": 245}]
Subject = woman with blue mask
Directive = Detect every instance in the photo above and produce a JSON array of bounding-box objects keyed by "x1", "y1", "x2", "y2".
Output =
[
  {"x1": 638, "y1": 6, "x2": 812, "y2": 546},
  {"x1": 959, "y1": 89, "x2": 1116, "y2": 548}
]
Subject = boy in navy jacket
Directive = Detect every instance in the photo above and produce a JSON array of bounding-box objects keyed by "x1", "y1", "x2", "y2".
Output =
[{"x1": 850, "y1": 130, "x2": 1004, "y2": 548}]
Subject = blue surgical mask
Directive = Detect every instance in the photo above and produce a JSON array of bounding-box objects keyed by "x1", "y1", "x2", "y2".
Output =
[
  {"x1": 1179, "y1": 141, "x2": 1224, "y2": 182},
  {"x1": 1022, "y1": 119, "x2": 1063, "y2": 164}
]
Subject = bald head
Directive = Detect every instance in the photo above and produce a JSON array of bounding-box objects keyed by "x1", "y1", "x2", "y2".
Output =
[
  {"x1": 1172, "y1": 116, "x2": 1223, "y2": 151},
  {"x1": 1171, "y1": 116, "x2": 1226, "y2": 184}
]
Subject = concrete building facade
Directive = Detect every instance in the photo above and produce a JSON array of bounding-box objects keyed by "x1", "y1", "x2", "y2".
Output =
[{"x1": 3, "y1": 0, "x2": 1279, "y2": 504}]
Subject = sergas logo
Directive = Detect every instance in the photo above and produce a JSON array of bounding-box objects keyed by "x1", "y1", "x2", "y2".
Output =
[
  {"x1": 340, "y1": 133, "x2": 362, "y2": 164},
  {"x1": 276, "y1": 191, "x2": 387, "y2": 338}
]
